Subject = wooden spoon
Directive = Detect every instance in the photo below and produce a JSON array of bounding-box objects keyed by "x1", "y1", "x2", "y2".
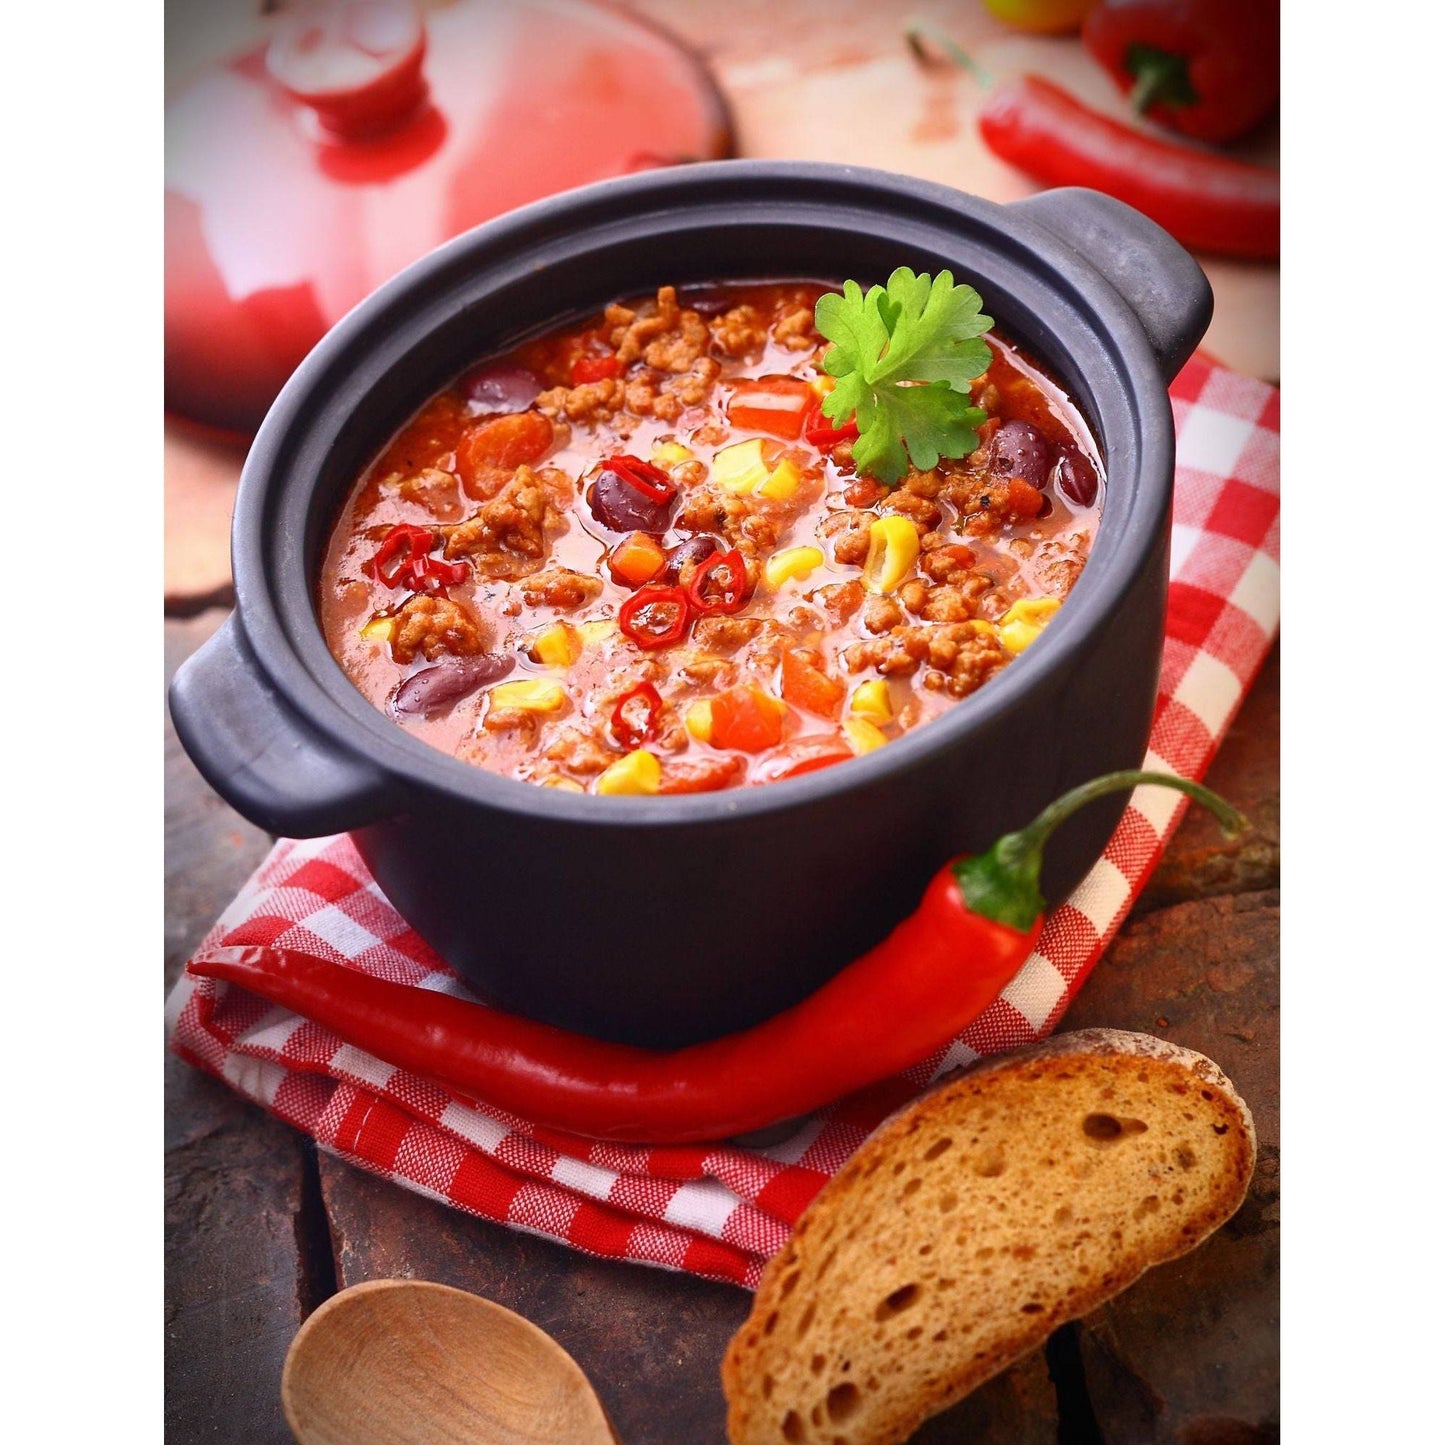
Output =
[{"x1": 282, "y1": 1278, "x2": 618, "y2": 1444}]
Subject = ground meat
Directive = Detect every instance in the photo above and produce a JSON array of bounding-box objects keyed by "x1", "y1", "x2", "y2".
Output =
[
  {"x1": 443, "y1": 465, "x2": 570, "y2": 576},
  {"x1": 882, "y1": 488, "x2": 943, "y2": 534},
  {"x1": 843, "y1": 621, "x2": 1007, "y2": 696},
  {"x1": 390, "y1": 595, "x2": 486, "y2": 664},
  {"x1": 609, "y1": 286, "x2": 711, "y2": 373},
  {"x1": 519, "y1": 567, "x2": 604, "y2": 610},
  {"x1": 673, "y1": 484, "x2": 780, "y2": 579},
  {"x1": 772, "y1": 304, "x2": 818, "y2": 351},
  {"x1": 542, "y1": 723, "x2": 614, "y2": 775},
  {"x1": 396, "y1": 467, "x2": 463, "y2": 520},
  {"x1": 920, "y1": 541, "x2": 979, "y2": 587},
  {"x1": 693, "y1": 616, "x2": 764, "y2": 653},
  {"x1": 899, "y1": 578, "x2": 984, "y2": 623},
  {"x1": 843, "y1": 476, "x2": 887, "y2": 508},
  {"x1": 863, "y1": 595, "x2": 904, "y2": 634},
  {"x1": 811, "y1": 580, "x2": 865, "y2": 627},
  {"x1": 899, "y1": 467, "x2": 946, "y2": 500},
  {"x1": 535, "y1": 376, "x2": 624, "y2": 426},
  {"x1": 710, "y1": 304, "x2": 767, "y2": 358},
  {"x1": 623, "y1": 357, "x2": 723, "y2": 422},
  {"x1": 1034, "y1": 533, "x2": 1091, "y2": 595},
  {"x1": 678, "y1": 656, "x2": 735, "y2": 687},
  {"x1": 818, "y1": 509, "x2": 873, "y2": 566}
]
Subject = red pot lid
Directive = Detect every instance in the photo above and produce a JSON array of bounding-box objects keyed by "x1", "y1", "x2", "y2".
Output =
[{"x1": 165, "y1": 0, "x2": 731, "y2": 435}]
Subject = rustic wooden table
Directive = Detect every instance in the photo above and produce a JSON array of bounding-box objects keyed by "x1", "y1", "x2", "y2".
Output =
[{"x1": 165, "y1": 5, "x2": 1278, "y2": 1439}]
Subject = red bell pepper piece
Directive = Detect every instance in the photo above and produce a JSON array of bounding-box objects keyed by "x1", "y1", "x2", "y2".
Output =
[
  {"x1": 189, "y1": 772, "x2": 1243, "y2": 1143},
  {"x1": 1082, "y1": 0, "x2": 1280, "y2": 145},
  {"x1": 726, "y1": 377, "x2": 814, "y2": 440},
  {"x1": 803, "y1": 397, "x2": 860, "y2": 451}
]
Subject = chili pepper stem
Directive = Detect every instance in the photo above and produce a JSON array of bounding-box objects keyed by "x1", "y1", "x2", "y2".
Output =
[
  {"x1": 1126, "y1": 47, "x2": 1197, "y2": 117},
  {"x1": 954, "y1": 771, "x2": 1246, "y2": 932},
  {"x1": 904, "y1": 26, "x2": 993, "y2": 87}
]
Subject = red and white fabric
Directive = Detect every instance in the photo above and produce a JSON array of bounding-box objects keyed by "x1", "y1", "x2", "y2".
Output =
[{"x1": 168, "y1": 354, "x2": 1279, "y2": 1290}]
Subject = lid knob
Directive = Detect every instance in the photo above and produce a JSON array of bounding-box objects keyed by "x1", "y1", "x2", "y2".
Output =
[{"x1": 266, "y1": 0, "x2": 428, "y2": 140}]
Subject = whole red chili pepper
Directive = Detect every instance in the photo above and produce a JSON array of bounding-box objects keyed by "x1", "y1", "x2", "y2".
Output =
[
  {"x1": 1083, "y1": 0, "x2": 1280, "y2": 144},
  {"x1": 686, "y1": 547, "x2": 749, "y2": 615},
  {"x1": 609, "y1": 682, "x2": 664, "y2": 748},
  {"x1": 979, "y1": 74, "x2": 1279, "y2": 258},
  {"x1": 617, "y1": 584, "x2": 691, "y2": 649},
  {"x1": 189, "y1": 772, "x2": 1242, "y2": 1144}
]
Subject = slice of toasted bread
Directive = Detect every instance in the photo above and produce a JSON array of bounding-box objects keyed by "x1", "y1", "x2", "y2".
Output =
[{"x1": 722, "y1": 1029, "x2": 1255, "y2": 1445}]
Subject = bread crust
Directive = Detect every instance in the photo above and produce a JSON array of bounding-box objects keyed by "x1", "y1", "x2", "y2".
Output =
[{"x1": 722, "y1": 1029, "x2": 1256, "y2": 1445}]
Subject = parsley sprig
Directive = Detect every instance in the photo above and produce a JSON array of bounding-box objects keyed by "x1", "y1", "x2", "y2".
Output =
[{"x1": 815, "y1": 268, "x2": 993, "y2": 485}]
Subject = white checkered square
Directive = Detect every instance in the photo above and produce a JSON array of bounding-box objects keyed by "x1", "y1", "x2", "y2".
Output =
[
  {"x1": 302, "y1": 904, "x2": 383, "y2": 958},
  {"x1": 1176, "y1": 405, "x2": 1255, "y2": 476},
  {"x1": 1000, "y1": 955, "x2": 1068, "y2": 1030},
  {"x1": 663, "y1": 1180, "x2": 742, "y2": 1237},
  {"x1": 1173, "y1": 650, "x2": 1243, "y2": 736},
  {"x1": 551, "y1": 1154, "x2": 621, "y2": 1201},
  {"x1": 1229, "y1": 550, "x2": 1281, "y2": 633}
]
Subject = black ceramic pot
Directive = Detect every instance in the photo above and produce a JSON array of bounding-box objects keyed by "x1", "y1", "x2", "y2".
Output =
[{"x1": 170, "y1": 162, "x2": 1211, "y2": 1048}]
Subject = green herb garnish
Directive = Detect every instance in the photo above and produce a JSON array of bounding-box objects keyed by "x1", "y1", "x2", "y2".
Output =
[{"x1": 815, "y1": 267, "x2": 994, "y2": 485}]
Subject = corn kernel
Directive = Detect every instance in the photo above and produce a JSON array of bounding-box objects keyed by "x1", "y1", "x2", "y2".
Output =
[
  {"x1": 757, "y1": 458, "x2": 801, "y2": 501},
  {"x1": 579, "y1": 619, "x2": 617, "y2": 645},
  {"x1": 596, "y1": 749, "x2": 661, "y2": 796},
  {"x1": 764, "y1": 545, "x2": 825, "y2": 589},
  {"x1": 713, "y1": 438, "x2": 770, "y2": 495},
  {"x1": 998, "y1": 596, "x2": 1062, "y2": 655},
  {"x1": 808, "y1": 375, "x2": 835, "y2": 398},
  {"x1": 862, "y1": 516, "x2": 920, "y2": 594},
  {"x1": 487, "y1": 679, "x2": 567, "y2": 713},
  {"x1": 843, "y1": 717, "x2": 889, "y2": 755},
  {"x1": 849, "y1": 679, "x2": 893, "y2": 724},
  {"x1": 530, "y1": 621, "x2": 581, "y2": 668},
  {"x1": 684, "y1": 700, "x2": 714, "y2": 743},
  {"x1": 650, "y1": 440, "x2": 694, "y2": 469},
  {"x1": 360, "y1": 617, "x2": 395, "y2": 643},
  {"x1": 541, "y1": 776, "x2": 585, "y2": 793}
]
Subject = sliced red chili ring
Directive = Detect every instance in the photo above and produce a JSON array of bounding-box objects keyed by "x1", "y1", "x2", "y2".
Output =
[
  {"x1": 618, "y1": 584, "x2": 691, "y2": 649},
  {"x1": 371, "y1": 524, "x2": 467, "y2": 593},
  {"x1": 609, "y1": 681, "x2": 664, "y2": 748},
  {"x1": 803, "y1": 398, "x2": 861, "y2": 450},
  {"x1": 605, "y1": 453, "x2": 677, "y2": 506},
  {"x1": 686, "y1": 547, "x2": 749, "y2": 615}
]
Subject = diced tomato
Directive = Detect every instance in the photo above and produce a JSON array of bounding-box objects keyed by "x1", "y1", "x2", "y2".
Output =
[
  {"x1": 709, "y1": 685, "x2": 788, "y2": 753},
  {"x1": 656, "y1": 756, "x2": 746, "y2": 794},
  {"x1": 1003, "y1": 476, "x2": 1046, "y2": 520},
  {"x1": 780, "y1": 648, "x2": 845, "y2": 718},
  {"x1": 373, "y1": 394, "x2": 469, "y2": 476},
  {"x1": 756, "y1": 736, "x2": 853, "y2": 782},
  {"x1": 456, "y1": 410, "x2": 554, "y2": 494},
  {"x1": 570, "y1": 354, "x2": 621, "y2": 385},
  {"x1": 726, "y1": 376, "x2": 814, "y2": 440}
]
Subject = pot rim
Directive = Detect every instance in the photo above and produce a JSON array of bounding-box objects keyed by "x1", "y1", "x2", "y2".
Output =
[{"x1": 231, "y1": 159, "x2": 1177, "y2": 830}]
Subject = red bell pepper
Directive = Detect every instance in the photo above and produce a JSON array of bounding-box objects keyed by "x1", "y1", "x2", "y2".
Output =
[{"x1": 1082, "y1": 0, "x2": 1280, "y2": 144}]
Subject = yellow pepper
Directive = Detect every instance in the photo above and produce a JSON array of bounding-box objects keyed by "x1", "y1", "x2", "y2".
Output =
[
  {"x1": 757, "y1": 457, "x2": 801, "y2": 501},
  {"x1": 849, "y1": 679, "x2": 893, "y2": 724},
  {"x1": 650, "y1": 440, "x2": 694, "y2": 469},
  {"x1": 713, "y1": 438, "x2": 770, "y2": 495},
  {"x1": 596, "y1": 749, "x2": 662, "y2": 796},
  {"x1": 862, "y1": 516, "x2": 920, "y2": 594},
  {"x1": 999, "y1": 596, "x2": 1062, "y2": 654},
  {"x1": 684, "y1": 700, "x2": 714, "y2": 744},
  {"x1": 530, "y1": 622, "x2": 581, "y2": 668},
  {"x1": 541, "y1": 776, "x2": 585, "y2": 793},
  {"x1": 764, "y1": 545, "x2": 825, "y2": 589},
  {"x1": 578, "y1": 619, "x2": 617, "y2": 646},
  {"x1": 360, "y1": 616, "x2": 395, "y2": 643},
  {"x1": 487, "y1": 679, "x2": 567, "y2": 713},
  {"x1": 843, "y1": 717, "x2": 889, "y2": 755}
]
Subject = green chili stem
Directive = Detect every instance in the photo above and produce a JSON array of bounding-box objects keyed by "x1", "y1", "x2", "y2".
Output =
[
  {"x1": 955, "y1": 771, "x2": 1247, "y2": 933},
  {"x1": 904, "y1": 27, "x2": 992, "y2": 87}
]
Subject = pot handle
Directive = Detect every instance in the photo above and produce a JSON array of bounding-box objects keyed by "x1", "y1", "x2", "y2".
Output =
[
  {"x1": 170, "y1": 613, "x2": 399, "y2": 838},
  {"x1": 1010, "y1": 187, "x2": 1213, "y2": 382}
]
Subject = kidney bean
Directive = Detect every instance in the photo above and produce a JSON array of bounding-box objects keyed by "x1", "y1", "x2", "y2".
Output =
[
  {"x1": 1054, "y1": 444, "x2": 1099, "y2": 507},
  {"x1": 458, "y1": 363, "x2": 541, "y2": 415},
  {"x1": 990, "y1": 420, "x2": 1054, "y2": 486},
  {"x1": 676, "y1": 285, "x2": 737, "y2": 317},
  {"x1": 588, "y1": 465, "x2": 675, "y2": 534},
  {"x1": 661, "y1": 533, "x2": 722, "y2": 584},
  {"x1": 390, "y1": 652, "x2": 515, "y2": 719}
]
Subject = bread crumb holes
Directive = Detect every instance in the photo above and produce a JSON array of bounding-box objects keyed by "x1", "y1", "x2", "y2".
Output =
[
  {"x1": 826, "y1": 1383, "x2": 861, "y2": 1423},
  {"x1": 874, "y1": 1283, "x2": 921, "y2": 1321}
]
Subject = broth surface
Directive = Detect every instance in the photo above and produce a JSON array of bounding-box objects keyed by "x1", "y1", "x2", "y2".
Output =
[{"x1": 319, "y1": 281, "x2": 1103, "y2": 793}]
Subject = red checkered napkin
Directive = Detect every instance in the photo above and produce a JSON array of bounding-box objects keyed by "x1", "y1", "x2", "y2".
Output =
[{"x1": 168, "y1": 355, "x2": 1279, "y2": 1290}]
